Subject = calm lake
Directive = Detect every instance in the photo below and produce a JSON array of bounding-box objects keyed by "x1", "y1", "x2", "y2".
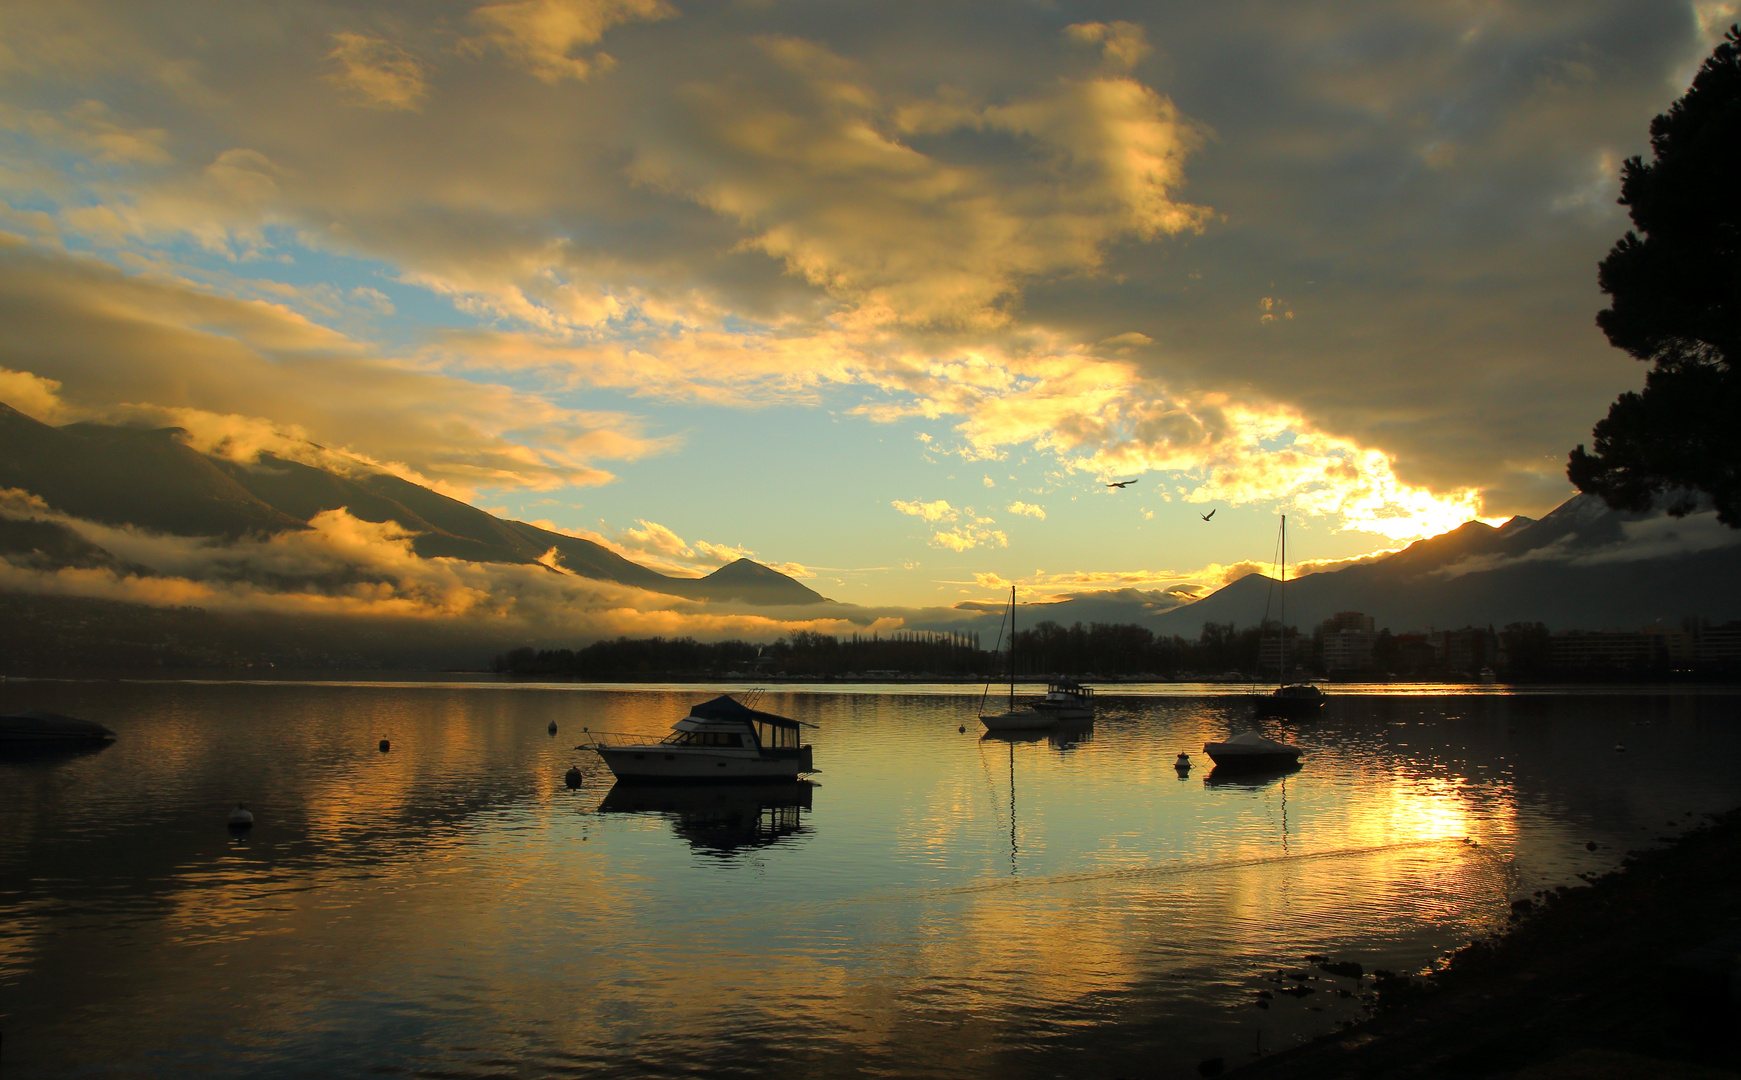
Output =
[{"x1": 3, "y1": 680, "x2": 1739, "y2": 1079}]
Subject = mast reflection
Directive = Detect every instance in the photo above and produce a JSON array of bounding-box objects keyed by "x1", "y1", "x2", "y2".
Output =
[
  {"x1": 596, "y1": 780, "x2": 815, "y2": 855},
  {"x1": 978, "y1": 720, "x2": 1091, "y2": 875}
]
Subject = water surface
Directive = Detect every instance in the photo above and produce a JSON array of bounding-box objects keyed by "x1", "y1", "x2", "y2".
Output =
[{"x1": 2, "y1": 680, "x2": 1738, "y2": 1078}]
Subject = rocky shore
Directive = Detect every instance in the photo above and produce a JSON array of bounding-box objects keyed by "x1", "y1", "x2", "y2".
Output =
[{"x1": 1228, "y1": 809, "x2": 1741, "y2": 1080}]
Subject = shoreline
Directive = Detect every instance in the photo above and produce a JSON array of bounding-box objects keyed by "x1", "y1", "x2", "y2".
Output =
[{"x1": 1228, "y1": 808, "x2": 1741, "y2": 1079}]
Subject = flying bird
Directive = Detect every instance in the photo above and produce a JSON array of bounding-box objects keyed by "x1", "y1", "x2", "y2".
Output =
[
  {"x1": 1106, "y1": 479, "x2": 1137, "y2": 489},
  {"x1": 1200, "y1": 509, "x2": 1216, "y2": 521}
]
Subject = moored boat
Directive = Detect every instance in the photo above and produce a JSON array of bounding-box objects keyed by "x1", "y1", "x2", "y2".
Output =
[
  {"x1": 1254, "y1": 682, "x2": 1326, "y2": 718},
  {"x1": 1203, "y1": 730, "x2": 1302, "y2": 771},
  {"x1": 1251, "y1": 516, "x2": 1328, "y2": 719},
  {"x1": 980, "y1": 585, "x2": 1053, "y2": 732},
  {"x1": 1029, "y1": 679, "x2": 1094, "y2": 720},
  {"x1": 587, "y1": 695, "x2": 815, "y2": 781},
  {"x1": 0, "y1": 710, "x2": 116, "y2": 744}
]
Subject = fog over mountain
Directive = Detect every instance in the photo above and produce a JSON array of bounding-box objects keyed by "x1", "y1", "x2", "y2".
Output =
[{"x1": 0, "y1": 402, "x2": 824, "y2": 606}]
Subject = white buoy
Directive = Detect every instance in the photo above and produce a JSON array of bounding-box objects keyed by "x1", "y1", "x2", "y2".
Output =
[
  {"x1": 227, "y1": 803, "x2": 254, "y2": 828},
  {"x1": 1175, "y1": 752, "x2": 1191, "y2": 770}
]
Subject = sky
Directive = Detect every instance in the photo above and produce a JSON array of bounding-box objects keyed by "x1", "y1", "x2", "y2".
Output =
[{"x1": 0, "y1": 0, "x2": 1735, "y2": 626}]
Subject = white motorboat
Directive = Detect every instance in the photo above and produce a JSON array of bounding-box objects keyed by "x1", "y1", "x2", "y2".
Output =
[
  {"x1": 1203, "y1": 731, "x2": 1302, "y2": 770},
  {"x1": 1029, "y1": 679, "x2": 1094, "y2": 720},
  {"x1": 588, "y1": 695, "x2": 815, "y2": 781},
  {"x1": 980, "y1": 585, "x2": 1053, "y2": 732}
]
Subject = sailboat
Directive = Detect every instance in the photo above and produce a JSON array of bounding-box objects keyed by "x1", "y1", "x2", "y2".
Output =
[
  {"x1": 979, "y1": 585, "x2": 1054, "y2": 731},
  {"x1": 1253, "y1": 515, "x2": 1326, "y2": 718}
]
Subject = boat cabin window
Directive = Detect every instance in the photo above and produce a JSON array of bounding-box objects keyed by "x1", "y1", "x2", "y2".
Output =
[
  {"x1": 754, "y1": 720, "x2": 801, "y2": 749},
  {"x1": 660, "y1": 731, "x2": 745, "y2": 747}
]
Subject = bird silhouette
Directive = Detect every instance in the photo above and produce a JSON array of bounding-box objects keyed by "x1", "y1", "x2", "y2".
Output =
[
  {"x1": 1107, "y1": 479, "x2": 1137, "y2": 489},
  {"x1": 1200, "y1": 509, "x2": 1216, "y2": 521}
]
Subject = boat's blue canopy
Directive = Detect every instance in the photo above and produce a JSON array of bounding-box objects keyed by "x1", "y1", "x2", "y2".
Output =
[{"x1": 689, "y1": 695, "x2": 802, "y2": 729}]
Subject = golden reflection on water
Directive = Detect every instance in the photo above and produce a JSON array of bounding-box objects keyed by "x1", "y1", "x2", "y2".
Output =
[{"x1": 3, "y1": 683, "x2": 1738, "y2": 1079}]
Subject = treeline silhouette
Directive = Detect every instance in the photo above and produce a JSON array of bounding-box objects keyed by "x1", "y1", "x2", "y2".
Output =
[{"x1": 491, "y1": 620, "x2": 1287, "y2": 678}]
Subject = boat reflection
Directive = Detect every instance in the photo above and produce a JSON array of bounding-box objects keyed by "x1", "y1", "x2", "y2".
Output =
[
  {"x1": 596, "y1": 780, "x2": 815, "y2": 854},
  {"x1": 979, "y1": 718, "x2": 1093, "y2": 750},
  {"x1": 1204, "y1": 761, "x2": 1302, "y2": 788}
]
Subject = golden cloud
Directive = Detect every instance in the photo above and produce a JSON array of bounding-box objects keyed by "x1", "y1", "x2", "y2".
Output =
[
  {"x1": 0, "y1": 246, "x2": 666, "y2": 497},
  {"x1": 0, "y1": 365, "x2": 66, "y2": 422},
  {"x1": 468, "y1": 0, "x2": 675, "y2": 83},
  {"x1": 891, "y1": 498, "x2": 956, "y2": 523},
  {"x1": 629, "y1": 28, "x2": 1207, "y2": 327},
  {"x1": 326, "y1": 33, "x2": 428, "y2": 111}
]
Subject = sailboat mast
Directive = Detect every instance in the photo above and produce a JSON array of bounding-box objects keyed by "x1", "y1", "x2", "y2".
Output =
[
  {"x1": 1280, "y1": 515, "x2": 1286, "y2": 684},
  {"x1": 1008, "y1": 584, "x2": 1016, "y2": 712}
]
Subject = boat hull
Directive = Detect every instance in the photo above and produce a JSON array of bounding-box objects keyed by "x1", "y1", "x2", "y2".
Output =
[
  {"x1": 1029, "y1": 703, "x2": 1093, "y2": 721},
  {"x1": 1203, "y1": 746, "x2": 1301, "y2": 771},
  {"x1": 1205, "y1": 761, "x2": 1301, "y2": 786},
  {"x1": 979, "y1": 710, "x2": 1056, "y2": 731},
  {"x1": 0, "y1": 711, "x2": 117, "y2": 746},
  {"x1": 596, "y1": 744, "x2": 813, "y2": 781}
]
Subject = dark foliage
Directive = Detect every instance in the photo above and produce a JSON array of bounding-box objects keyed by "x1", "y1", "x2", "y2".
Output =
[
  {"x1": 1571, "y1": 25, "x2": 1741, "y2": 525},
  {"x1": 489, "y1": 621, "x2": 1281, "y2": 678}
]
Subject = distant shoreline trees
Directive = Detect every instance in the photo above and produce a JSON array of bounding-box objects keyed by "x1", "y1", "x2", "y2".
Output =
[{"x1": 491, "y1": 616, "x2": 1740, "y2": 680}]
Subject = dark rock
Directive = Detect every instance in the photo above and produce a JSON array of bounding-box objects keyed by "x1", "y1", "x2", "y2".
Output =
[
  {"x1": 1196, "y1": 1058, "x2": 1224, "y2": 1077},
  {"x1": 1317, "y1": 960, "x2": 1365, "y2": 979}
]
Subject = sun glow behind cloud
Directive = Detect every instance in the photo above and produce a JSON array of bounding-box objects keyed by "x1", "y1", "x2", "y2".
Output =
[{"x1": 0, "y1": 0, "x2": 1684, "y2": 613}]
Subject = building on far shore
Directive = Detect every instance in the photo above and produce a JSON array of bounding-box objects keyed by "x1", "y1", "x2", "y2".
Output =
[
  {"x1": 1548, "y1": 625, "x2": 1694, "y2": 670},
  {"x1": 1434, "y1": 626, "x2": 1499, "y2": 674},
  {"x1": 1317, "y1": 611, "x2": 1376, "y2": 673}
]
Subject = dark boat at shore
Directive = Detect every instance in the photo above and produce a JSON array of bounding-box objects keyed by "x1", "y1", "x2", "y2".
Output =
[
  {"x1": 1, "y1": 710, "x2": 117, "y2": 745},
  {"x1": 1254, "y1": 682, "x2": 1327, "y2": 718}
]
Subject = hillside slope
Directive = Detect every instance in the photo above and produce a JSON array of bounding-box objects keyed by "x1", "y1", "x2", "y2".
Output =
[{"x1": 0, "y1": 403, "x2": 825, "y2": 606}]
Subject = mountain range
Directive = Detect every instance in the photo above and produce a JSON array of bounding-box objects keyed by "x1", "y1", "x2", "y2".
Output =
[
  {"x1": 5, "y1": 401, "x2": 1739, "y2": 644},
  {"x1": 1028, "y1": 494, "x2": 1741, "y2": 635},
  {"x1": 0, "y1": 402, "x2": 825, "y2": 606}
]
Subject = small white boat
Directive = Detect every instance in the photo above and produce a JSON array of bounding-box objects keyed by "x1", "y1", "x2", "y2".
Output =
[
  {"x1": 1029, "y1": 679, "x2": 1094, "y2": 720},
  {"x1": 588, "y1": 695, "x2": 815, "y2": 781},
  {"x1": 1203, "y1": 731, "x2": 1302, "y2": 770}
]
